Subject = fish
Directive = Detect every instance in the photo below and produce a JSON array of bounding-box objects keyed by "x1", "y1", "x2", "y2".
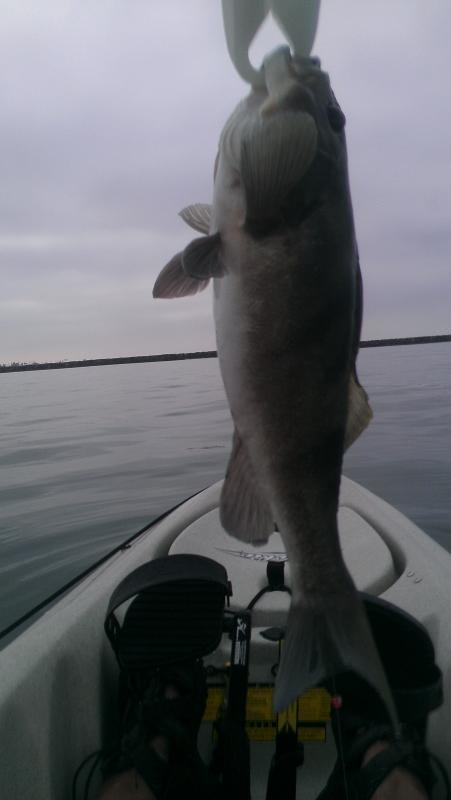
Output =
[{"x1": 153, "y1": 47, "x2": 395, "y2": 717}]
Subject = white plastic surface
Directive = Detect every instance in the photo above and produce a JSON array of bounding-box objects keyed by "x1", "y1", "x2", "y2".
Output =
[
  {"x1": 170, "y1": 505, "x2": 397, "y2": 625},
  {"x1": 221, "y1": 0, "x2": 321, "y2": 86},
  {"x1": 0, "y1": 477, "x2": 449, "y2": 798}
]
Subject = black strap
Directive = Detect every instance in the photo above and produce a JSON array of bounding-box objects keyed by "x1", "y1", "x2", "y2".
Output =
[
  {"x1": 266, "y1": 727, "x2": 304, "y2": 800},
  {"x1": 316, "y1": 726, "x2": 436, "y2": 800},
  {"x1": 104, "y1": 555, "x2": 231, "y2": 671},
  {"x1": 106, "y1": 555, "x2": 230, "y2": 621},
  {"x1": 210, "y1": 611, "x2": 252, "y2": 800},
  {"x1": 129, "y1": 739, "x2": 220, "y2": 800},
  {"x1": 345, "y1": 723, "x2": 393, "y2": 765},
  {"x1": 247, "y1": 561, "x2": 291, "y2": 611},
  {"x1": 351, "y1": 738, "x2": 433, "y2": 800},
  {"x1": 129, "y1": 739, "x2": 170, "y2": 798}
]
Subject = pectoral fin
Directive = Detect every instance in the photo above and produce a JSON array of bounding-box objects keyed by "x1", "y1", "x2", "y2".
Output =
[
  {"x1": 179, "y1": 204, "x2": 212, "y2": 235},
  {"x1": 182, "y1": 232, "x2": 225, "y2": 280},
  {"x1": 153, "y1": 252, "x2": 209, "y2": 298},
  {"x1": 241, "y1": 111, "x2": 317, "y2": 228},
  {"x1": 220, "y1": 430, "x2": 274, "y2": 545}
]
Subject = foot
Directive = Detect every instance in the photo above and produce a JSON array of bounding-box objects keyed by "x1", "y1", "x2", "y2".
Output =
[
  {"x1": 97, "y1": 734, "x2": 169, "y2": 800},
  {"x1": 316, "y1": 672, "x2": 436, "y2": 800},
  {"x1": 363, "y1": 741, "x2": 429, "y2": 800},
  {"x1": 98, "y1": 662, "x2": 220, "y2": 800},
  {"x1": 97, "y1": 685, "x2": 178, "y2": 800}
]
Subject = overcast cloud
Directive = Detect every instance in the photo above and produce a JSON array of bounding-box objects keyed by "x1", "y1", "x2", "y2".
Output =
[{"x1": 1, "y1": 0, "x2": 450, "y2": 362}]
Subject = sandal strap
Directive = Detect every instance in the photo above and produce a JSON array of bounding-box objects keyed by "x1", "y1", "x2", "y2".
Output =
[
  {"x1": 129, "y1": 737, "x2": 170, "y2": 798},
  {"x1": 141, "y1": 694, "x2": 203, "y2": 744},
  {"x1": 349, "y1": 738, "x2": 434, "y2": 800},
  {"x1": 317, "y1": 735, "x2": 435, "y2": 800},
  {"x1": 122, "y1": 720, "x2": 200, "y2": 800},
  {"x1": 129, "y1": 736, "x2": 222, "y2": 800},
  {"x1": 345, "y1": 724, "x2": 393, "y2": 765},
  {"x1": 110, "y1": 659, "x2": 217, "y2": 800}
]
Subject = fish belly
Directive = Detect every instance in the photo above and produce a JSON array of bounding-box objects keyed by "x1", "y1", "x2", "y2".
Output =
[
  {"x1": 214, "y1": 260, "x2": 395, "y2": 720},
  {"x1": 215, "y1": 256, "x2": 351, "y2": 569}
]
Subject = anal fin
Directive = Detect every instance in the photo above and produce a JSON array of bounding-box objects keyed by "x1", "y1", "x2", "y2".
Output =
[
  {"x1": 345, "y1": 373, "x2": 373, "y2": 449},
  {"x1": 220, "y1": 430, "x2": 274, "y2": 545}
]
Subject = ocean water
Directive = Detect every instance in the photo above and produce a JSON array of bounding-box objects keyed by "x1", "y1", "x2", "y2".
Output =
[{"x1": 0, "y1": 343, "x2": 450, "y2": 634}]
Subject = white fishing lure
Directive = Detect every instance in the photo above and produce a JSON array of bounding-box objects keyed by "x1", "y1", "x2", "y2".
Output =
[{"x1": 221, "y1": 0, "x2": 321, "y2": 86}]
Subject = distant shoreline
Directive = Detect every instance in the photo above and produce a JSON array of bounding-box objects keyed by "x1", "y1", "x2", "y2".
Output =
[{"x1": 1, "y1": 335, "x2": 450, "y2": 374}]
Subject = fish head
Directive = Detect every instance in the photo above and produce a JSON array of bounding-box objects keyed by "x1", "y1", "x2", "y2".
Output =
[
  {"x1": 153, "y1": 52, "x2": 350, "y2": 299},
  {"x1": 286, "y1": 54, "x2": 347, "y2": 158},
  {"x1": 213, "y1": 48, "x2": 348, "y2": 238}
]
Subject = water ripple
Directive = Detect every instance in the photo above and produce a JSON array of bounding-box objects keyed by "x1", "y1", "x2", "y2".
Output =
[{"x1": 1, "y1": 347, "x2": 450, "y2": 634}]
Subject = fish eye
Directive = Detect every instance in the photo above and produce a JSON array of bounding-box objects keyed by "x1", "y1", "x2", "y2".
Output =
[{"x1": 327, "y1": 104, "x2": 346, "y2": 132}]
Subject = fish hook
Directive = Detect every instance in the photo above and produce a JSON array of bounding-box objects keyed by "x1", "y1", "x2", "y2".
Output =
[{"x1": 221, "y1": 0, "x2": 321, "y2": 87}]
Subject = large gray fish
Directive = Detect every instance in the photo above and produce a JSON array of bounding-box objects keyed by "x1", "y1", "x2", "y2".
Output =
[{"x1": 153, "y1": 48, "x2": 393, "y2": 715}]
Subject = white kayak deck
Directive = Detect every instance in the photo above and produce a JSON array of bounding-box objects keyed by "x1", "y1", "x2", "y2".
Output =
[{"x1": 0, "y1": 476, "x2": 450, "y2": 798}]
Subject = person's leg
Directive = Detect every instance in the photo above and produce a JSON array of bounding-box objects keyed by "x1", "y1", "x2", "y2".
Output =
[
  {"x1": 316, "y1": 675, "x2": 436, "y2": 800},
  {"x1": 97, "y1": 769, "x2": 153, "y2": 800},
  {"x1": 97, "y1": 667, "x2": 220, "y2": 800},
  {"x1": 97, "y1": 736, "x2": 430, "y2": 800},
  {"x1": 97, "y1": 736, "x2": 167, "y2": 800}
]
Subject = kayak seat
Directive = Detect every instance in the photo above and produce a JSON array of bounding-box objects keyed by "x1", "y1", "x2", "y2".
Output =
[{"x1": 104, "y1": 553, "x2": 231, "y2": 671}]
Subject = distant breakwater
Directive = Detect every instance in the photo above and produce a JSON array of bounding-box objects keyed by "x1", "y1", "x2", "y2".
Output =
[{"x1": 1, "y1": 335, "x2": 450, "y2": 374}]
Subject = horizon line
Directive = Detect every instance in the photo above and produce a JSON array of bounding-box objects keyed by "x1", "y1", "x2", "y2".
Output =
[{"x1": 1, "y1": 334, "x2": 450, "y2": 374}]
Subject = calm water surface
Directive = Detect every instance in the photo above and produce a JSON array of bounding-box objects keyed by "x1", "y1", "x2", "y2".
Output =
[{"x1": 0, "y1": 343, "x2": 450, "y2": 633}]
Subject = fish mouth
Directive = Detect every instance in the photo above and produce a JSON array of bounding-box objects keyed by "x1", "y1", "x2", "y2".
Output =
[{"x1": 261, "y1": 47, "x2": 328, "y2": 118}]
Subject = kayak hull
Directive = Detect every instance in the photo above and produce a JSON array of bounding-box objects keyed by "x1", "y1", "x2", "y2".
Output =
[{"x1": 0, "y1": 477, "x2": 449, "y2": 797}]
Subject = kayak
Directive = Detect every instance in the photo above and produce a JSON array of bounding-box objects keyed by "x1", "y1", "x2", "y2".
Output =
[{"x1": 0, "y1": 476, "x2": 450, "y2": 798}]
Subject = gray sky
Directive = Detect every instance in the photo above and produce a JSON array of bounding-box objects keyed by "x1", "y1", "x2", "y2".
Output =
[{"x1": 1, "y1": 0, "x2": 450, "y2": 363}]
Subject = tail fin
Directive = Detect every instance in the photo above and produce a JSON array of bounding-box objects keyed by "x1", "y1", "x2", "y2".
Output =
[{"x1": 273, "y1": 591, "x2": 397, "y2": 724}]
